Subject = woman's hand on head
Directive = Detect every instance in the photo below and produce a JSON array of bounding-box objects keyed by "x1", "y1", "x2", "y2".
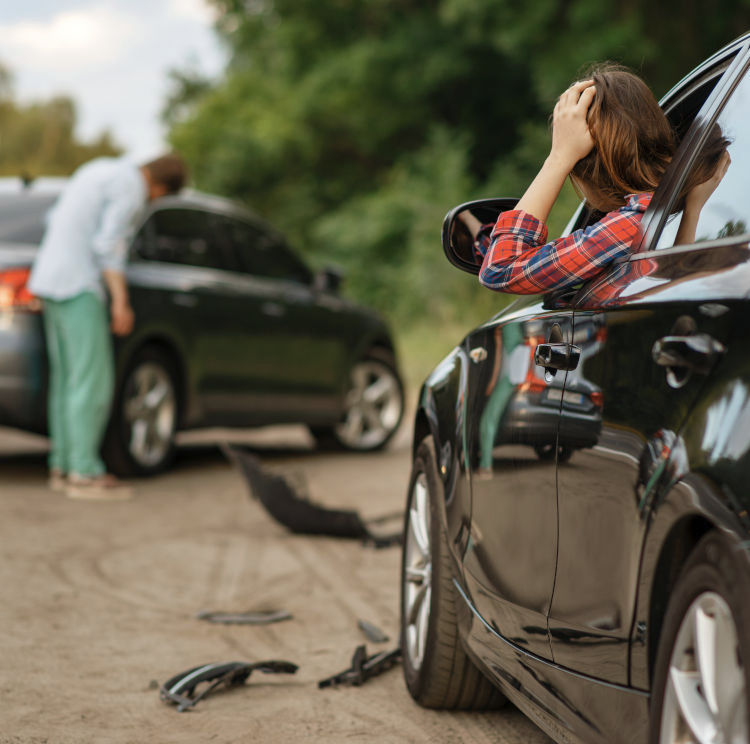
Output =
[
  {"x1": 550, "y1": 80, "x2": 597, "y2": 169},
  {"x1": 686, "y1": 150, "x2": 731, "y2": 212}
]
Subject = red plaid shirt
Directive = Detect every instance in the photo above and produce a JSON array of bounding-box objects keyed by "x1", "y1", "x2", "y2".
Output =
[{"x1": 475, "y1": 193, "x2": 652, "y2": 294}]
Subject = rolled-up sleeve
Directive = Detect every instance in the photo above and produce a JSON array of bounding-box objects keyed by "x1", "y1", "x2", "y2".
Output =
[
  {"x1": 92, "y1": 178, "x2": 145, "y2": 271},
  {"x1": 478, "y1": 207, "x2": 643, "y2": 295}
]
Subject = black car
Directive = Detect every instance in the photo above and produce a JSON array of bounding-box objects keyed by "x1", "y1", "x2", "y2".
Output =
[
  {"x1": 400, "y1": 35, "x2": 750, "y2": 743},
  {"x1": 0, "y1": 186, "x2": 404, "y2": 475}
]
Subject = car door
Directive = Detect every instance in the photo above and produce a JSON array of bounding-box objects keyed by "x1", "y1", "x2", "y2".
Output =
[
  {"x1": 549, "y1": 57, "x2": 750, "y2": 685},
  {"x1": 460, "y1": 296, "x2": 575, "y2": 659},
  {"x1": 129, "y1": 206, "x2": 267, "y2": 421}
]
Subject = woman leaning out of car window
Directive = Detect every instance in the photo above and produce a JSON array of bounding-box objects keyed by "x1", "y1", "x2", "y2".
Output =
[{"x1": 465, "y1": 64, "x2": 731, "y2": 295}]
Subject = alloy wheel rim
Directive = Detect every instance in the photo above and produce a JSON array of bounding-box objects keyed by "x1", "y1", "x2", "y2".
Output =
[
  {"x1": 334, "y1": 361, "x2": 402, "y2": 449},
  {"x1": 660, "y1": 591, "x2": 747, "y2": 744},
  {"x1": 124, "y1": 362, "x2": 176, "y2": 467},
  {"x1": 403, "y1": 472, "x2": 432, "y2": 671}
]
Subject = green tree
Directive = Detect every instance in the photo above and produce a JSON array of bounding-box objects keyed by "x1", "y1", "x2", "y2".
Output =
[{"x1": 0, "y1": 63, "x2": 121, "y2": 178}]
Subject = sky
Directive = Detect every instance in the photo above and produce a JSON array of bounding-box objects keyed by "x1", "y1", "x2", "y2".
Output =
[{"x1": 0, "y1": 0, "x2": 228, "y2": 160}]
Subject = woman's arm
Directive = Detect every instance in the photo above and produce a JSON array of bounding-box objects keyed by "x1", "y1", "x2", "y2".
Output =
[
  {"x1": 478, "y1": 202, "x2": 645, "y2": 294},
  {"x1": 457, "y1": 210, "x2": 483, "y2": 238},
  {"x1": 675, "y1": 151, "x2": 731, "y2": 245},
  {"x1": 516, "y1": 80, "x2": 596, "y2": 223}
]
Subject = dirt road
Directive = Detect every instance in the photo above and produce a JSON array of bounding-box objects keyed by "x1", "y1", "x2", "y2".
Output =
[{"x1": 0, "y1": 425, "x2": 552, "y2": 744}]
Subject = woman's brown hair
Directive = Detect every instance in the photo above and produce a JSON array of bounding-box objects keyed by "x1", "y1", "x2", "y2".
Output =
[
  {"x1": 570, "y1": 63, "x2": 675, "y2": 212},
  {"x1": 570, "y1": 63, "x2": 730, "y2": 213}
]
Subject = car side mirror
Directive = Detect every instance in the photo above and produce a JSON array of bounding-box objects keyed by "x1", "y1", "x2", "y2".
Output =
[
  {"x1": 442, "y1": 198, "x2": 520, "y2": 275},
  {"x1": 314, "y1": 266, "x2": 345, "y2": 294}
]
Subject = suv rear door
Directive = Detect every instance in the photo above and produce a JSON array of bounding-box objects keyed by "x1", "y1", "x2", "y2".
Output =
[{"x1": 129, "y1": 206, "x2": 268, "y2": 423}]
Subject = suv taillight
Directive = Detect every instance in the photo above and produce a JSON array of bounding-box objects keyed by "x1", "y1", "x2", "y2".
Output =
[{"x1": 0, "y1": 268, "x2": 40, "y2": 312}]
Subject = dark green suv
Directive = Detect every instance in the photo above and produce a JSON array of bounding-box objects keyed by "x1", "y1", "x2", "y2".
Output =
[{"x1": 0, "y1": 186, "x2": 404, "y2": 475}]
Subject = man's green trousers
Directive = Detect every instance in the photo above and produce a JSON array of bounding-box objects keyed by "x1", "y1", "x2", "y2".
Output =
[{"x1": 42, "y1": 292, "x2": 114, "y2": 477}]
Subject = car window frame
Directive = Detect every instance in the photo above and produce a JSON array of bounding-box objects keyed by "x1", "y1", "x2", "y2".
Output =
[
  {"x1": 133, "y1": 205, "x2": 239, "y2": 272},
  {"x1": 636, "y1": 42, "x2": 750, "y2": 254},
  {"x1": 220, "y1": 214, "x2": 314, "y2": 286}
]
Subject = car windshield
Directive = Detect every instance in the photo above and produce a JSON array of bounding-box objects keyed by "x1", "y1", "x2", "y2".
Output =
[{"x1": 0, "y1": 193, "x2": 59, "y2": 245}]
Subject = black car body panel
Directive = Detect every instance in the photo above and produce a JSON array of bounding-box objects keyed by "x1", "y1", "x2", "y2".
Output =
[{"x1": 456, "y1": 578, "x2": 650, "y2": 744}]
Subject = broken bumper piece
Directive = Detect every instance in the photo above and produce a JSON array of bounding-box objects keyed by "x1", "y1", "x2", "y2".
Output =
[{"x1": 160, "y1": 660, "x2": 298, "y2": 712}]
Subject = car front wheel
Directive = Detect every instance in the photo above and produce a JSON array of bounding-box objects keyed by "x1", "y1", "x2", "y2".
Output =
[
  {"x1": 649, "y1": 531, "x2": 749, "y2": 743},
  {"x1": 401, "y1": 436, "x2": 504, "y2": 709},
  {"x1": 103, "y1": 346, "x2": 179, "y2": 477}
]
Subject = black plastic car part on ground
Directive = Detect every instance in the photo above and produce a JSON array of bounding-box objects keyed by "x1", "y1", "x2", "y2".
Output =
[
  {"x1": 401, "y1": 33, "x2": 750, "y2": 744},
  {"x1": 160, "y1": 660, "x2": 298, "y2": 712},
  {"x1": 0, "y1": 186, "x2": 405, "y2": 475},
  {"x1": 227, "y1": 446, "x2": 402, "y2": 546}
]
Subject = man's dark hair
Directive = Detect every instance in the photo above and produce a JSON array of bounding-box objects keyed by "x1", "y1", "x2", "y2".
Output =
[{"x1": 143, "y1": 153, "x2": 188, "y2": 194}]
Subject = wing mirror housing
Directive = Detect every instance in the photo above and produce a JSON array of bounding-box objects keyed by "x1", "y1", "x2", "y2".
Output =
[
  {"x1": 314, "y1": 266, "x2": 345, "y2": 294},
  {"x1": 441, "y1": 198, "x2": 519, "y2": 275}
]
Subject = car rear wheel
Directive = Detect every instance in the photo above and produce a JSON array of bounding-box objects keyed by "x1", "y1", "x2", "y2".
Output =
[
  {"x1": 401, "y1": 436, "x2": 504, "y2": 709},
  {"x1": 312, "y1": 348, "x2": 404, "y2": 452},
  {"x1": 649, "y1": 531, "x2": 749, "y2": 744},
  {"x1": 103, "y1": 346, "x2": 179, "y2": 477}
]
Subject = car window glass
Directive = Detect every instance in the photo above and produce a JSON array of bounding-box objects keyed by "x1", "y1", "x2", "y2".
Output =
[
  {"x1": 656, "y1": 69, "x2": 750, "y2": 249},
  {"x1": 225, "y1": 218, "x2": 311, "y2": 284},
  {"x1": 139, "y1": 208, "x2": 236, "y2": 271}
]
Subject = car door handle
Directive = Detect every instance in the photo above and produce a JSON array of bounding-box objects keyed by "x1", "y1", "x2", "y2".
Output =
[
  {"x1": 651, "y1": 334, "x2": 725, "y2": 374},
  {"x1": 534, "y1": 343, "x2": 581, "y2": 371},
  {"x1": 261, "y1": 301, "x2": 286, "y2": 318},
  {"x1": 171, "y1": 293, "x2": 198, "y2": 308}
]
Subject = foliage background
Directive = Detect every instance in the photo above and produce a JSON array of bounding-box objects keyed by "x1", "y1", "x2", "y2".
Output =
[
  {"x1": 0, "y1": 65, "x2": 120, "y2": 177},
  {"x1": 164, "y1": 0, "x2": 750, "y2": 344}
]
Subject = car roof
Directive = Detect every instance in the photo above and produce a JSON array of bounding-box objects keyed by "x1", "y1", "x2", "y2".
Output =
[
  {"x1": 149, "y1": 190, "x2": 285, "y2": 239},
  {"x1": 0, "y1": 178, "x2": 272, "y2": 230},
  {"x1": 0, "y1": 176, "x2": 67, "y2": 195},
  {"x1": 151, "y1": 189, "x2": 257, "y2": 220},
  {"x1": 0, "y1": 178, "x2": 257, "y2": 219}
]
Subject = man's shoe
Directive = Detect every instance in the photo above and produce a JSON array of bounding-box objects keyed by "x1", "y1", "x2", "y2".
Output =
[{"x1": 66, "y1": 473, "x2": 133, "y2": 501}]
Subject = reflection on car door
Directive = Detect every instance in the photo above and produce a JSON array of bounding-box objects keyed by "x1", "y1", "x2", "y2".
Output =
[
  {"x1": 550, "y1": 245, "x2": 742, "y2": 685},
  {"x1": 461, "y1": 298, "x2": 574, "y2": 659}
]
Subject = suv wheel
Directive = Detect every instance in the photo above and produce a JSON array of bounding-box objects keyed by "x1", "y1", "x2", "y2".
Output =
[
  {"x1": 103, "y1": 346, "x2": 179, "y2": 477},
  {"x1": 401, "y1": 436, "x2": 504, "y2": 709},
  {"x1": 312, "y1": 348, "x2": 404, "y2": 452}
]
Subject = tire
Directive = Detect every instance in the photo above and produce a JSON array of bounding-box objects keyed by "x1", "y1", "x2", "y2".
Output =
[
  {"x1": 102, "y1": 346, "x2": 180, "y2": 477},
  {"x1": 311, "y1": 347, "x2": 404, "y2": 452},
  {"x1": 400, "y1": 436, "x2": 505, "y2": 710},
  {"x1": 649, "y1": 531, "x2": 750, "y2": 743},
  {"x1": 534, "y1": 443, "x2": 573, "y2": 463}
]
